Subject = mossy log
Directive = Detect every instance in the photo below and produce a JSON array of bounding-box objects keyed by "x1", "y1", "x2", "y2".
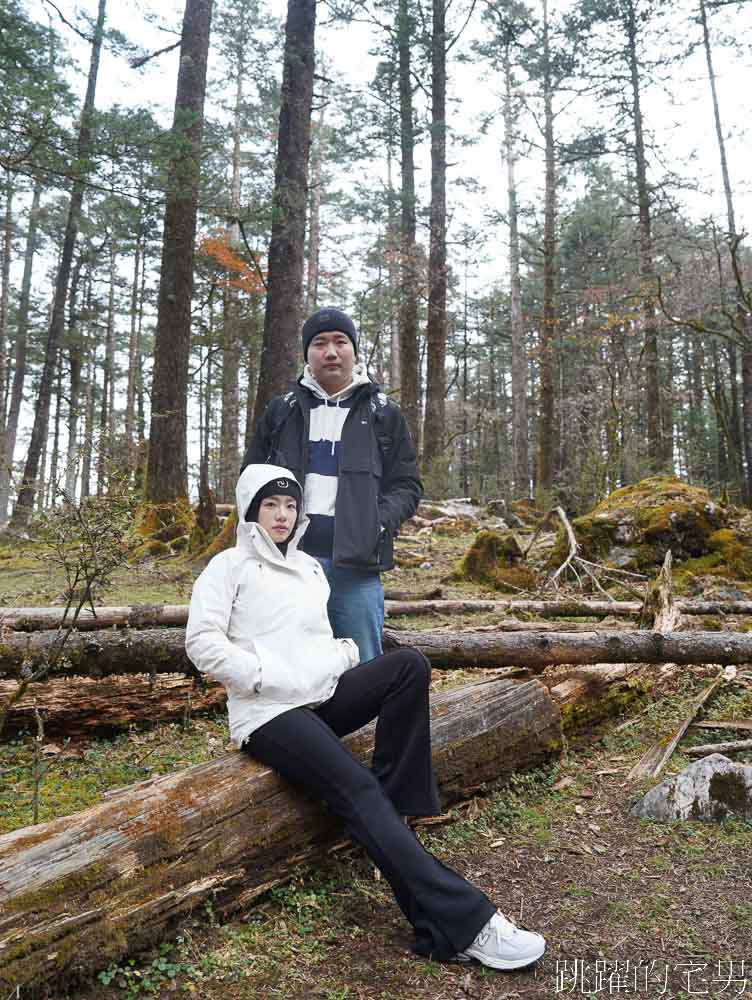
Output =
[
  {"x1": 6, "y1": 626, "x2": 752, "y2": 683},
  {"x1": 8, "y1": 597, "x2": 752, "y2": 632},
  {"x1": 0, "y1": 674, "x2": 225, "y2": 738},
  {"x1": 541, "y1": 664, "x2": 661, "y2": 735},
  {"x1": 0, "y1": 677, "x2": 561, "y2": 997}
]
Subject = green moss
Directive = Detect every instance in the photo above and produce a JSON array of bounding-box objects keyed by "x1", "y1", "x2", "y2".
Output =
[
  {"x1": 548, "y1": 476, "x2": 743, "y2": 577},
  {"x1": 548, "y1": 516, "x2": 615, "y2": 568},
  {"x1": 452, "y1": 530, "x2": 537, "y2": 591},
  {"x1": 5, "y1": 862, "x2": 108, "y2": 913},
  {"x1": 492, "y1": 565, "x2": 539, "y2": 592},
  {"x1": 135, "y1": 497, "x2": 196, "y2": 544},
  {"x1": 194, "y1": 511, "x2": 237, "y2": 566}
]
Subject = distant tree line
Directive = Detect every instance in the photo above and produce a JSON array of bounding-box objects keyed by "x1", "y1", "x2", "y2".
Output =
[{"x1": 0, "y1": 0, "x2": 749, "y2": 536}]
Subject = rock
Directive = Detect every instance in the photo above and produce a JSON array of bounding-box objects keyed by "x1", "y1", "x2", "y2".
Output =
[
  {"x1": 631, "y1": 753, "x2": 752, "y2": 821},
  {"x1": 547, "y1": 476, "x2": 752, "y2": 584}
]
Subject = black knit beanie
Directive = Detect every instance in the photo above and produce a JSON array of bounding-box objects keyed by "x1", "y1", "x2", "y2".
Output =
[
  {"x1": 302, "y1": 307, "x2": 358, "y2": 360},
  {"x1": 244, "y1": 476, "x2": 302, "y2": 525}
]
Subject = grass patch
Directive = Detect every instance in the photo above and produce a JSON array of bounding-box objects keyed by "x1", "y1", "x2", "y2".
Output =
[{"x1": 0, "y1": 716, "x2": 229, "y2": 834}]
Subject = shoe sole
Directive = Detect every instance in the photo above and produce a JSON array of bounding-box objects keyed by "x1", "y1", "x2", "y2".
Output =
[{"x1": 463, "y1": 940, "x2": 546, "y2": 971}]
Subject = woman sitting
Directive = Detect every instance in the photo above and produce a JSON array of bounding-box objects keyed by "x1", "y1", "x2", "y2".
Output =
[{"x1": 186, "y1": 463, "x2": 546, "y2": 970}]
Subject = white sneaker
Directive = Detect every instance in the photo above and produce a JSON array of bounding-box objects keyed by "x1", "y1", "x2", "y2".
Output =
[{"x1": 457, "y1": 911, "x2": 546, "y2": 970}]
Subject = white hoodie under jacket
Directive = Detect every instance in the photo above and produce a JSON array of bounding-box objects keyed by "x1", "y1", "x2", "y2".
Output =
[{"x1": 185, "y1": 464, "x2": 360, "y2": 747}]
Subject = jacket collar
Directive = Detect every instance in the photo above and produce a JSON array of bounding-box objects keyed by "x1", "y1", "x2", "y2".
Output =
[{"x1": 300, "y1": 362, "x2": 372, "y2": 402}]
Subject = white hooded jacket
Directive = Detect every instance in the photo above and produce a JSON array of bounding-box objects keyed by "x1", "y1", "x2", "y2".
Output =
[{"x1": 185, "y1": 464, "x2": 360, "y2": 747}]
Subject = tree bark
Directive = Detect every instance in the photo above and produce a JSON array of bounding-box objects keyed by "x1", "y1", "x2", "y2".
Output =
[
  {"x1": 502, "y1": 41, "x2": 529, "y2": 496},
  {"x1": 218, "y1": 62, "x2": 244, "y2": 503},
  {"x1": 396, "y1": 0, "x2": 422, "y2": 450},
  {"x1": 145, "y1": 0, "x2": 214, "y2": 505},
  {"x1": 0, "y1": 170, "x2": 12, "y2": 426},
  {"x1": 422, "y1": 0, "x2": 447, "y2": 471},
  {"x1": 0, "y1": 678, "x2": 561, "y2": 997},
  {"x1": 305, "y1": 77, "x2": 326, "y2": 312},
  {"x1": 7, "y1": 0, "x2": 107, "y2": 530},
  {"x1": 251, "y1": 0, "x2": 315, "y2": 425}
]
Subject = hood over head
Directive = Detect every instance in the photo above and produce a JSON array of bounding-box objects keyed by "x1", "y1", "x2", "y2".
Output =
[{"x1": 235, "y1": 464, "x2": 307, "y2": 554}]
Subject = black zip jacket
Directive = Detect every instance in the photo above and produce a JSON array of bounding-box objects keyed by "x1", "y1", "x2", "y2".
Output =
[{"x1": 241, "y1": 379, "x2": 422, "y2": 571}]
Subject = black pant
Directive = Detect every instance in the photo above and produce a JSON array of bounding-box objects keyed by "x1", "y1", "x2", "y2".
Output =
[{"x1": 243, "y1": 648, "x2": 496, "y2": 960}]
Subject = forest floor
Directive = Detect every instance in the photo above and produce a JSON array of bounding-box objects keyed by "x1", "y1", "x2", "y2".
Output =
[{"x1": 2, "y1": 526, "x2": 752, "y2": 1000}]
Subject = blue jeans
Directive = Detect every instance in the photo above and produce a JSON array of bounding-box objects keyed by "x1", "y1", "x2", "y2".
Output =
[{"x1": 315, "y1": 557, "x2": 384, "y2": 663}]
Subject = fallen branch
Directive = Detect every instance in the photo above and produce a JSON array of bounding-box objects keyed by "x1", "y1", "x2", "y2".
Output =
[
  {"x1": 691, "y1": 720, "x2": 752, "y2": 733},
  {"x1": 627, "y1": 673, "x2": 725, "y2": 781},
  {"x1": 685, "y1": 738, "x2": 752, "y2": 757}
]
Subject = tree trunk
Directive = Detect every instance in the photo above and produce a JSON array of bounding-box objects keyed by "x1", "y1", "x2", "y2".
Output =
[
  {"x1": 218, "y1": 62, "x2": 244, "y2": 503},
  {"x1": 537, "y1": 0, "x2": 557, "y2": 503},
  {"x1": 7, "y1": 0, "x2": 107, "y2": 530},
  {"x1": 46, "y1": 351, "x2": 63, "y2": 504},
  {"x1": 97, "y1": 246, "x2": 117, "y2": 494},
  {"x1": 397, "y1": 0, "x2": 421, "y2": 450},
  {"x1": 79, "y1": 357, "x2": 95, "y2": 499},
  {"x1": 502, "y1": 44, "x2": 529, "y2": 497},
  {"x1": 624, "y1": 0, "x2": 661, "y2": 473},
  {"x1": 422, "y1": 0, "x2": 447, "y2": 471},
  {"x1": 64, "y1": 254, "x2": 85, "y2": 498},
  {"x1": 125, "y1": 201, "x2": 143, "y2": 481},
  {"x1": 0, "y1": 678, "x2": 561, "y2": 997},
  {"x1": 305, "y1": 76, "x2": 326, "y2": 311},
  {"x1": 146, "y1": 0, "x2": 214, "y2": 505},
  {"x1": 0, "y1": 179, "x2": 42, "y2": 523},
  {"x1": 699, "y1": 0, "x2": 752, "y2": 499},
  {"x1": 0, "y1": 170, "x2": 12, "y2": 425},
  {"x1": 251, "y1": 0, "x2": 315, "y2": 425}
]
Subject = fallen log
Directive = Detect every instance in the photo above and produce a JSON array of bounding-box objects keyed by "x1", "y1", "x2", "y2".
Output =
[
  {"x1": 5, "y1": 627, "x2": 752, "y2": 683},
  {"x1": 384, "y1": 629, "x2": 752, "y2": 670},
  {"x1": 0, "y1": 674, "x2": 226, "y2": 738},
  {"x1": 7, "y1": 597, "x2": 752, "y2": 632},
  {"x1": 1, "y1": 605, "x2": 190, "y2": 632},
  {"x1": 0, "y1": 677, "x2": 561, "y2": 997}
]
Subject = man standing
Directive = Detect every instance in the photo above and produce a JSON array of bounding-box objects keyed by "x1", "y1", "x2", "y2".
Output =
[{"x1": 242, "y1": 306, "x2": 422, "y2": 662}]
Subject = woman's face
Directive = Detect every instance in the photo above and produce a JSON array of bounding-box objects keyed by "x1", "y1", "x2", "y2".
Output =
[{"x1": 257, "y1": 494, "x2": 298, "y2": 542}]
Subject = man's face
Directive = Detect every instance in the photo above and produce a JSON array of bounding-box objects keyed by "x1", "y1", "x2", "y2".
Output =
[{"x1": 307, "y1": 329, "x2": 356, "y2": 393}]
